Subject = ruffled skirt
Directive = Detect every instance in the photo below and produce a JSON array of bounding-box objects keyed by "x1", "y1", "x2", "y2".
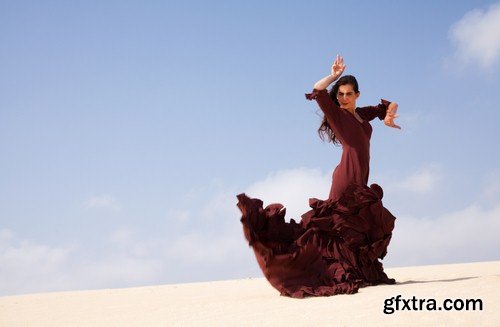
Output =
[{"x1": 236, "y1": 183, "x2": 396, "y2": 298}]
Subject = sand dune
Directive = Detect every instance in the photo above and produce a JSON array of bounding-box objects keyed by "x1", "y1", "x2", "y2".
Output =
[{"x1": 1, "y1": 261, "x2": 498, "y2": 326}]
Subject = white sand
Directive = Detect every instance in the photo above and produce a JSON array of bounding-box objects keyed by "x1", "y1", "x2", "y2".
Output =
[{"x1": 1, "y1": 261, "x2": 498, "y2": 326}]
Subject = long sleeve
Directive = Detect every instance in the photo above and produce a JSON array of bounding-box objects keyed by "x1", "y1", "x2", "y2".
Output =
[
  {"x1": 305, "y1": 89, "x2": 344, "y2": 137},
  {"x1": 356, "y1": 99, "x2": 391, "y2": 122}
]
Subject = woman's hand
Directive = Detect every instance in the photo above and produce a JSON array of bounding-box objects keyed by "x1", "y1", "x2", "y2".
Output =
[
  {"x1": 384, "y1": 103, "x2": 401, "y2": 129},
  {"x1": 331, "y1": 55, "x2": 346, "y2": 80},
  {"x1": 313, "y1": 55, "x2": 346, "y2": 90}
]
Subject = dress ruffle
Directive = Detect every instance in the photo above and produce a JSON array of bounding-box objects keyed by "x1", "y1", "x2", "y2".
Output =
[
  {"x1": 305, "y1": 88, "x2": 325, "y2": 100},
  {"x1": 237, "y1": 183, "x2": 396, "y2": 298}
]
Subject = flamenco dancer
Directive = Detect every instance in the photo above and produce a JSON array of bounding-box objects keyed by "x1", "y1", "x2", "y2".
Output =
[{"x1": 236, "y1": 55, "x2": 401, "y2": 298}]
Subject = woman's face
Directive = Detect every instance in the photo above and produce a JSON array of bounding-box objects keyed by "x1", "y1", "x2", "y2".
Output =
[{"x1": 336, "y1": 84, "x2": 359, "y2": 110}]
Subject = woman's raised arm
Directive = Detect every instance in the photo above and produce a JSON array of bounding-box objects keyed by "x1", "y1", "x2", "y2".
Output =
[{"x1": 313, "y1": 55, "x2": 346, "y2": 90}]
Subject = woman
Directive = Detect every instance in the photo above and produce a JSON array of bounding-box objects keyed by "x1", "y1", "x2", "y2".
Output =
[{"x1": 237, "y1": 55, "x2": 400, "y2": 298}]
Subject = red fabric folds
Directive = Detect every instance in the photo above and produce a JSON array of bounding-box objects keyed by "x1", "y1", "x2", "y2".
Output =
[
  {"x1": 305, "y1": 89, "x2": 322, "y2": 100},
  {"x1": 237, "y1": 183, "x2": 396, "y2": 298}
]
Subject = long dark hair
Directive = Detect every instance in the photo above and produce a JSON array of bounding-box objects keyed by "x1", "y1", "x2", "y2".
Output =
[{"x1": 318, "y1": 75, "x2": 360, "y2": 144}]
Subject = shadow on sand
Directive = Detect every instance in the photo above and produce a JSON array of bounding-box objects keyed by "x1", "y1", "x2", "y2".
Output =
[{"x1": 396, "y1": 276, "x2": 479, "y2": 285}]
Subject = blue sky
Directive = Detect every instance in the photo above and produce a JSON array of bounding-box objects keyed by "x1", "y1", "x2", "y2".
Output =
[{"x1": 1, "y1": 0, "x2": 499, "y2": 295}]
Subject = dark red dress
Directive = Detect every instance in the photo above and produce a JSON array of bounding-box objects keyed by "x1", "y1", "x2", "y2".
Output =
[{"x1": 236, "y1": 88, "x2": 396, "y2": 298}]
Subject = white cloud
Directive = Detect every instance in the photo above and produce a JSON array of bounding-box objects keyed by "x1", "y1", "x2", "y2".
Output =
[
  {"x1": 166, "y1": 231, "x2": 243, "y2": 264},
  {"x1": 109, "y1": 227, "x2": 135, "y2": 246},
  {"x1": 479, "y1": 170, "x2": 500, "y2": 208},
  {"x1": 2, "y1": 167, "x2": 498, "y2": 296},
  {"x1": 389, "y1": 164, "x2": 442, "y2": 194},
  {"x1": 83, "y1": 194, "x2": 120, "y2": 210},
  {"x1": 0, "y1": 230, "x2": 73, "y2": 295},
  {"x1": 72, "y1": 256, "x2": 164, "y2": 290},
  {"x1": 242, "y1": 167, "x2": 500, "y2": 270},
  {"x1": 201, "y1": 188, "x2": 239, "y2": 221},
  {"x1": 166, "y1": 209, "x2": 191, "y2": 223},
  {"x1": 242, "y1": 167, "x2": 499, "y2": 268},
  {"x1": 0, "y1": 229, "x2": 14, "y2": 241},
  {"x1": 245, "y1": 167, "x2": 331, "y2": 220},
  {"x1": 0, "y1": 229, "x2": 168, "y2": 295},
  {"x1": 448, "y1": 3, "x2": 500, "y2": 69},
  {"x1": 386, "y1": 202, "x2": 500, "y2": 267}
]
